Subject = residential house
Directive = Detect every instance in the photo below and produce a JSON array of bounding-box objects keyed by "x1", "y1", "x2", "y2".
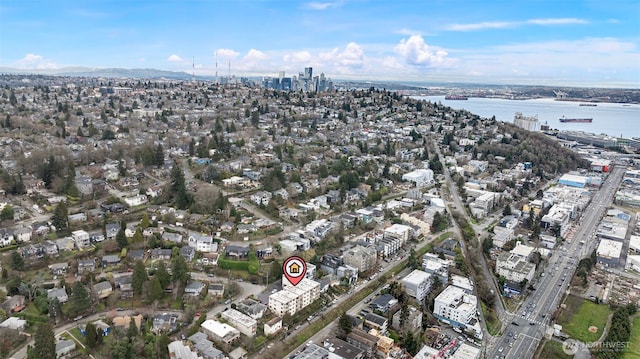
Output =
[
  {"x1": 13, "y1": 226, "x2": 32, "y2": 243},
  {"x1": 93, "y1": 281, "x2": 113, "y2": 299},
  {"x1": 180, "y1": 246, "x2": 196, "y2": 261},
  {"x1": 77, "y1": 259, "x2": 96, "y2": 274},
  {"x1": 150, "y1": 248, "x2": 172, "y2": 261},
  {"x1": 55, "y1": 237, "x2": 75, "y2": 252},
  {"x1": 184, "y1": 281, "x2": 206, "y2": 296},
  {"x1": 47, "y1": 287, "x2": 69, "y2": 303},
  {"x1": 88, "y1": 230, "x2": 105, "y2": 243},
  {"x1": 42, "y1": 240, "x2": 59, "y2": 257},
  {"x1": 201, "y1": 319, "x2": 240, "y2": 344},
  {"x1": 208, "y1": 284, "x2": 224, "y2": 297},
  {"x1": 225, "y1": 245, "x2": 250, "y2": 259},
  {"x1": 128, "y1": 249, "x2": 145, "y2": 262},
  {"x1": 364, "y1": 312, "x2": 388, "y2": 332},
  {"x1": 188, "y1": 232, "x2": 215, "y2": 253},
  {"x1": 162, "y1": 231, "x2": 183, "y2": 243},
  {"x1": 48, "y1": 262, "x2": 69, "y2": 276},
  {"x1": 55, "y1": 339, "x2": 76, "y2": 358},
  {"x1": 105, "y1": 223, "x2": 120, "y2": 240},
  {"x1": 102, "y1": 254, "x2": 120, "y2": 267},
  {"x1": 152, "y1": 313, "x2": 178, "y2": 334},
  {"x1": 0, "y1": 228, "x2": 14, "y2": 247},
  {"x1": 71, "y1": 230, "x2": 90, "y2": 249},
  {"x1": 112, "y1": 314, "x2": 143, "y2": 331},
  {"x1": 188, "y1": 332, "x2": 226, "y2": 359},
  {"x1": 68, "y1": 212, "x2": 87, "y2": 223},
  {"x1": 369, "y1": 294, "x2": 398, "y2": 313},
  {"x1": 1, "y1": 295, "x2": 25, "y2": 313},
  {"x1": 264, "y1": 317, "x2": 282, "y2": 337},
  {"x1": 0, "y1": 317, "x2": 27, "y2": 332},
  {"x1": 236, "y1": 298, "x2": 267, "y2": 320}
]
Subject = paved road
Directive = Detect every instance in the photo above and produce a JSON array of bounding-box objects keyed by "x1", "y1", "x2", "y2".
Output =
[{"x1": 488, "y1": 166, "x2": 625, "y2": 359}]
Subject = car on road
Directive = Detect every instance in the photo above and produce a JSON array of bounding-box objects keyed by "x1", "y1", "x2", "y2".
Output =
[{"x1": 498, "y1": 347, "x2": 504, "y2": 353}]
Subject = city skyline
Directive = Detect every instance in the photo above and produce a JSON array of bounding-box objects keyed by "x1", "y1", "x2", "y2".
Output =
[{"x1": 1, "y1": 0, "x2": 639, "y2": 88}]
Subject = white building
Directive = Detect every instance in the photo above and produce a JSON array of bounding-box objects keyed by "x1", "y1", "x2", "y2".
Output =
[
  {"x1": 124, "y1": 194, "x2": 148, "y2": 207},
  {"x1": 513, "y1": 112, "x2": 539, "y2": 131},
  {"x1": 269, "y1": 278, "x2": 320, "y2": 317},
  {"x1": 401, "y1": 269, "x2": 432, "y2": 302},
  {"x1": 422, "y1": 252, "x2": 450, "y2": 284},
  {"x1": 220, "y1": 308, "x2": 257, "y2": 337},
  {"x1": 384, "y1": 224, "x2": 411, "y2": 243},
  {"x1": 496, "y1": 253, "x2": 535, "y2": 283},
  {"x1": 434, "y1": 285, "x2": 477, "y2": 329},
  {"x1": 167, "y1": 340, "x2": 201, "y2": 359},
  {"x1": 402, "y1": 169, "x2": 434, "y2": 187},
  {"x1": 71, "y1": 230, "x2": 90, "y2": 249},
  {"x1": 201, "y1": 319, "x2": 240, "y2": 344},
  {"x1": 188, "y1": 232, "x2": 215, "y2": 253}
]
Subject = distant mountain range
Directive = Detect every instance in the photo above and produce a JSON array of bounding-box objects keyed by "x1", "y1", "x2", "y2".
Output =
[{"x1": 0, "y1": 66, "x2": 200, "y2": 80}]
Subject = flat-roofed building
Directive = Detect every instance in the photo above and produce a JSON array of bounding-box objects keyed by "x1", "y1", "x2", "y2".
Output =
[
  {"x1": 401, "y1": 269, "x2": 432, "y2": 302},
  {"x1": 220, "y1": 309, "x2": 257, "y2": 337},
  {"x1": 201, "y1": 319, "x2": 240, "y2": 344}
]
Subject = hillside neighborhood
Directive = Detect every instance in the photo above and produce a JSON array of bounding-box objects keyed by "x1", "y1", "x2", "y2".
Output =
[{"x1": 0, "y1": 74, "x2": 638, "y2": 359}]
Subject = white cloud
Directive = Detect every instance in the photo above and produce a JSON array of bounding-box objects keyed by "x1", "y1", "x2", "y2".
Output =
[
  {"x1": 216, "y1": 48, "x2": 240, "y2": 59},
  {"x1": 319, "y1": 42, "x2": 365, "y2": 68},
  {"x1": 167, "y1": 54, "x2": 183, "y2": 62},
  {"x1": 446, "y1": 21, "x2": 512, "y2": 31},
  {"x1": 395, "y1": 28, "x2": 421, "y2": 36},
  {"x1": 15, "y1": 53, "x2": 58, "y2": 69},
  {"x1": 394, "y1": 35, "x2": 453, "y2": 67},
  {"x1": 283, "y1": 51, "x2": 314, "y2": 64},
  {"x1": 304, "y1": 1, "x2": 342, "y2": 10},
  {"x1": 526, "y1": 18, "x2": 588, "y2": 25},
  {"x1": 446, "y1": 17, "x2": 589, "y2": 31},
  {"x1": 244, "y1": 49, "x2": 268, "y2": 61}
]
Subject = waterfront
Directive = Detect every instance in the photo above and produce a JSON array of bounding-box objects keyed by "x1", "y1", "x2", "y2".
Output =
[{"x1": 413, "y1": 96, "x2": 640, "y2": 139}]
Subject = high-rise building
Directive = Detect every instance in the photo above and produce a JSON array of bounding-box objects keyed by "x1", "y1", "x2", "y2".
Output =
[{"x1": 304, "y1": 67, "x2": 313, "y2": 79}]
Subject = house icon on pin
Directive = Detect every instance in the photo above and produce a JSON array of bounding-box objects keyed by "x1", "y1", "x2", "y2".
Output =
[{"x1": 289, "y1": 262, "x2": 300, "y2": 274}]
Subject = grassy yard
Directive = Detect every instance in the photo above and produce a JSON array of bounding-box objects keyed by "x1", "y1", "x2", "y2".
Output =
[
  {"x1": 622, "y1": 315, "x2": 640, "y2": 359},
  {"x1": 557, "y1": 295, "x2": 611, "y2": 343},
  {"x1": 481, "y1": 301, "x2": 502, "y2": 336},
  {"x1": 539, "y1": 340, "x2": 573, "y2": 359}
]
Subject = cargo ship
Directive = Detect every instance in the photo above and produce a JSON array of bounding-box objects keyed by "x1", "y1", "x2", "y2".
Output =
[
  {"x1": 559, "y1": 116, "x2": 592, "y2": 123},
  {"x1": 579, "y1": 103, "x2": 597, "y2": 107},
  {"x1": 444, "y1": 95, "x2": 468, "y2": 100}
]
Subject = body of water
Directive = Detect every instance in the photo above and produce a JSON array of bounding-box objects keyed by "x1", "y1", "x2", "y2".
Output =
[{"x1": 413, "y1": 96, "x2": 640, "y2": 139}]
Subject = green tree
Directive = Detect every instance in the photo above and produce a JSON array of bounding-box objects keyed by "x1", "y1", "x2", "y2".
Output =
[
  {"x1": 155, "y1": 261, "x2": 171, "y2": 289},
  {"x1": 148, "y1": 276, "x2": 164, "y2": 302},
  {"x1": 116, "y1": 228, "x2": 128, "y2": 250},
  {"x1": 407, "y1": 248, "x2": 419, "y2": 269},
  {"x1": 154, "y1": 144, "x2": 164, "y2": 167},
  {"x1": 338, "y1": 312, "x2": 352, "y2": 339},
  {"x1": 502, "y1": 205, "x2": 512, "y2": 216},
  {"x1": 10, "y1": 251, "x2": 24, "y2": 271},
  {"x1": 127, "y1": 317, "x2": 138, "y2": 339},
  {"x1": 85, "y1": 323, "x2": 99, "y2": 348},
  {"x1": 132, "y1": 260, "x2": 147, "y2": 296},
  {"x1": 68, "y1": 282, "x2": 91, "y2": 317},
  {"x1": 140, "y1": 213, "x2": 150, "y2": 228},
  {"x1": 52, "y1": 201, "x2": 68, "y2": 232},
  {"x1": 171, "y1": 255, "x2": 190, "y2": 286},
  {"x1": 0, "y1": 205, "x2": 14, "y2": 221},
  {"x1": 30, "y1": 323, "x2": 55, "y2": 359}
]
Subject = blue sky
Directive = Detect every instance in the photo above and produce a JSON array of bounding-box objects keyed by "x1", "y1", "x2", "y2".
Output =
[{"x1": 1, "y1": 0, "x2": 639, "y2": 87}]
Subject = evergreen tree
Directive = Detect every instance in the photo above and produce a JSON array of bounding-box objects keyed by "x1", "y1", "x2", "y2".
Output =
[
  {"x1": 148, "y1": 276, "x2": 164, "y2": 302},
  {"x1": 154, "y1": 144, "x2": 164, "y2": 167},
  {"x1": 116, "y1": 228, "x2": 128, "y2": 250},
  {"x1": 168, "y1": 163, "x2": 191, "y2": 209},
  {"x1": 132, "y1": 260, "x2": 147, "y2": 296},
  {"x1": 338, "y1": 312, "x2": 353, "y2": 339},
  {"x1": 171, "y1": 255, "x2": 190, "y2": 286},
  {"x1": 30, "y1": 322, "x2": 55, "y2": 359},
  {"x1": 52, "y1": 202, "x2": 68, "y2": 232},
  {"x1": 126, "y1": 317, "x2": 138, "y2": 339},
  {"x1": 10, "y1": 250, "x2": 24, "y2": 271},
  {"x1": 85, "y1": 323, "x2": 99, "y2": 348},
  {"x1": 68, "y1": 282, "x2": 91, "y2": 317},
  {"x1": 155, "y1": 261, "x2": 171, "y2": 289}
]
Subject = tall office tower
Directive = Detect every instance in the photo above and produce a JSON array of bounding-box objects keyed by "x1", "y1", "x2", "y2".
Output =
[
  {"x1": 279, "y1": 71, "x2": 285, "y2": 81},
  {"x1": 304, "y1": 67, "x2": 313, "y2": 80}
]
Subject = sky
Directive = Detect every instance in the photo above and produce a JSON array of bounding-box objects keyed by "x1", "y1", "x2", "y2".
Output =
[{"x1": 1, "y1": 0, "x2": 639, "y2": 88}]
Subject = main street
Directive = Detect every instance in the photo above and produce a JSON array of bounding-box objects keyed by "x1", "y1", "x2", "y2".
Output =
[{"x1": 488, "y1": 166, "x2": 625, "y2": 359}]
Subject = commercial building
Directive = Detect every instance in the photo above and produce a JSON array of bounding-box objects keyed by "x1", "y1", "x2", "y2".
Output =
[
  {"x1": 402, "y1": 169, "x2": 434, "y2": 187},
  {"x1": 513, "y1": 112, "x2": 539, "y2": 131},
  {"x1": 434, "y1": 285, "x2": 480, "y2": 338},
  {"x1": 496, "y1": 252, "x2": 535, "y2": 283},
  {"x1": 422, "y1": 252, "x2": 450, "y2": 284},
  {"x1": 401, "y1": 269, "x2": 432, "y2": 302},
  {"x1": 596, "y1": 239, "x2": 623, "y2": 267}
]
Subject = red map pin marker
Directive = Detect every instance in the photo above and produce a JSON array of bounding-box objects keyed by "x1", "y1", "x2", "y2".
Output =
[{"x1": 283, "y1": 256, "x2": 307, "y2": 286}]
